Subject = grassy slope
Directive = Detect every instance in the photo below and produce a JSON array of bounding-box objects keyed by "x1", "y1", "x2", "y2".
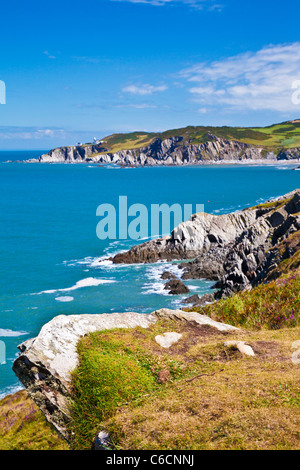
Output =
[
  {"x1": 0, "y1": 391, "x2": 69, "y2": 450},
  {"x1": 69, "y1": 321, "x2": 300, "y2": 450},
  {"x1": 92, "y1": 120, "x2": 300, "y2": 155},
  {"x1": 68, "y1": 229, "x2": 300, "y2": 450}
]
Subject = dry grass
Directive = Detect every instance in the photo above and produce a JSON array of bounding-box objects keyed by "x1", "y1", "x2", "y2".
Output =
[
  {"x1": 70, "y1": 320, "x2": 300, "y2": 450},
  {"x1": 0, "y1": 390, "x2": 69, "y2": 450}
]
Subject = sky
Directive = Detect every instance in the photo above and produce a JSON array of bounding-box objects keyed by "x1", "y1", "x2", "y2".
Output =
[{"x1": 1, "y1": 0, "x2": 300, "y2": 149}]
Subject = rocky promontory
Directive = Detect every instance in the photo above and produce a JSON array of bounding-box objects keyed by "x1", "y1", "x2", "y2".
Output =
[
  {"x1": 26, "y1": 122, "x2": 300, "y2": 166},
  {"x1": 112, "y1": 189, "x2": 300, "y2": 299}
]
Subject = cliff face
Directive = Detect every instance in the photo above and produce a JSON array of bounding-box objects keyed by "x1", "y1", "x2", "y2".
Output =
[
  {"x1": 35, "y1": 134, "x2": 300, "y2": 165},
  {"x1": 112, "y1": 190, "x2": 300, "y2": 298}
]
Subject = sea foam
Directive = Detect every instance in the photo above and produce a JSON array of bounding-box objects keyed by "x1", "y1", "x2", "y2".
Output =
[{"x1": 35, "y1": 277, "x2": 116, "y2": 295}]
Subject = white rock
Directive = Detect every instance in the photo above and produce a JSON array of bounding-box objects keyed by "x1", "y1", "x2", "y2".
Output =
[
  {"x1": 224, "y1": 340, "x2": 255, "y2": 356},
  {"x1": 153, "y1": 308, "x2": 238, "y2": 332},
  {"x1": 155, "y1": 332, "x2": 182, "y2": 348}
]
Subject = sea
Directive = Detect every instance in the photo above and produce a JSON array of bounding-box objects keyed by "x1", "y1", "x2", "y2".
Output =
[{"x1": 0, "y1": 149, "x2": 299, "y2": 398}]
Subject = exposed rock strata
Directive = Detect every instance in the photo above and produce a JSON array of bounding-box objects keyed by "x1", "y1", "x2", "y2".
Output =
[
  {"x1": 112, "y1": 190, "x2": 300, "y2": 298},
  {"x1": 29, "y1": 135, "x2": 300, "y2": 165},
  {"x1": 13, "y1": 309, "x2": 237, "y2": 440}
]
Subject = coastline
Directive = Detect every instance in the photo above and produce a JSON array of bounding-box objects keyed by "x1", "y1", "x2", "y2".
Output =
[{"x1": 15, "y1": 158, "x2": 300, "y2": 166}]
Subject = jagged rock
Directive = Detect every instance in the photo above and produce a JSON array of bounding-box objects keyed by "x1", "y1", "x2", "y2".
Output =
[
  {"x1": 32, "y1": 133, "x2": 300, "y2": 166},
  {"x1": 164, "y1": 279, "x2": 190, "y2": 295},
  {"x1": 161, "y1": 271, "x2": 178, "y2": 280},
  {"x1": 183, "y1": 294, "x2": 201, "y2": 304},
  {"x1": 112, "y1": 189, "x2": 300, "y2": 299},
  {"x1": 155, "y1": 332, "x2": 182, "y2": 348},
  {"x1": 182, "y1": 293, "x2": 215, "y2": 306}
]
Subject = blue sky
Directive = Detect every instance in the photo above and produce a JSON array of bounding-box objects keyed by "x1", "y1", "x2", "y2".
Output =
[{"x1": 1, "y1": 0, "x2": 300, "y2": 149}]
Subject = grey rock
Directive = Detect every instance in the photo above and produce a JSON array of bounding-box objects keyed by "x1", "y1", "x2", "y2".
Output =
[
  {"x1": 30, "y1": 134, "x2": 300, "y2": 166},
  {"x1": 164, "y1": 279, "x2": 190, "y2": 295},
  {"x1": 94, "y1": 430, "x2": 112, "y2": 450}
]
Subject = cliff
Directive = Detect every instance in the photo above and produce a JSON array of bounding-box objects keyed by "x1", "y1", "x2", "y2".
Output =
[
  {"x1": 11, "y1": 189, "x2": 300, "y2": 450},
  {"x1": 12, "y1": 309, "x2": 237, "y2": 443},
  {"x1": 112, "y1": 189, "x2": 300, "y2": 299},
  {"x1": 29, "y1": 121, "x2": 300, "y2": 165}
]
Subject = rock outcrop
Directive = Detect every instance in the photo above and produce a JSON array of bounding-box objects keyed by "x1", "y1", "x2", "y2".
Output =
[
  {"x1": 112, "y1": 189, "x2": 300, "y2": 298},
  {"x1": 13, "y1": 309, "x2": 237, "y2": 440},
  {"x1": 28, "y1": 134, "x2": 300, "y2": 166}
]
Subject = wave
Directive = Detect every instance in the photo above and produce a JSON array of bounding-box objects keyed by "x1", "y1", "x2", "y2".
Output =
[
  {"x1": 0, "y1": 328, "x2": 28, "y2": 337},
  {"x1": 35, "y1": 277, "x2": 116, "y2": 295},
  {"x1": 0, "y1": 383, "x2": 25, "y2": 400},
  {"x1": 142, "y1": 261, "x2": 184, "y2": 295}
]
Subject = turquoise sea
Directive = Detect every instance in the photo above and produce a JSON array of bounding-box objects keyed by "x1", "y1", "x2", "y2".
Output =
[{"x1": 0, "y1": 150, "x2": 299, "y2": 397}]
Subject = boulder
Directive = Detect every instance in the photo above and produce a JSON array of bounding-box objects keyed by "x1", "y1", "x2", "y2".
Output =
[
  {"x1": 164, "y1": 279, "x2": 190, "y2": 295},
  {"x1": 155, "y1": 332, "x2": 182, "y2": 348}
]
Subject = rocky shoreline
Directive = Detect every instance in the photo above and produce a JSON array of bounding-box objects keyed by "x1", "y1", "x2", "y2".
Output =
[
  {"x1": 10, "y1": 188, "x2": 300, "y2": 447},
  {"x1": 24, "y1": 134, "x2": 300, "y2": 166},
  {"x1": 112, "y1": 189, "x2": 300, "y2": 302}
]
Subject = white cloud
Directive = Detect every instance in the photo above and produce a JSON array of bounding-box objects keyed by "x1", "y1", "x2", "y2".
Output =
[
  {"x1": 181, "y1": 42, "x2": 300, "y2": 112},
  {"x1": 122, "y1": 83, "x2": 168, "y2": 95},
  {"x1": 111, "y1": 0, "x2": 220, "y2": 10},
  {"x1": 116, "y1": 103, "x2": 157, "y2": 108}
]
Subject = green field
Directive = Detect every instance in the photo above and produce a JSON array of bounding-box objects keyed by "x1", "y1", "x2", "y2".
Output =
[{"x1": 91, "y1": 120, "x2": 300, "y2": 155}]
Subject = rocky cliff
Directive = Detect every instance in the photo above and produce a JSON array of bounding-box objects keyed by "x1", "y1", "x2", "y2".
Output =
[
  {"x1": 112, "y1": 189, "x2": 300, "y2": 299},
  {"x1": 32, "y1": 134, "x2": 300, "y2": 165}
]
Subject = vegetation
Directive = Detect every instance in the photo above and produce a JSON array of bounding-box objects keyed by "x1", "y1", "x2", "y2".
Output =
[
  {"x1": 2, "y1": 212, "x2": 300, "y2": 451},
  {"x1": 68, "y1": 228, "x2": 300, "y2": 450},
  {"x1": 69, "y1": 319, "x2": 300, "y2": 450},
  {"x1": 91, "y1": 120, "x2": 300, "y2": 155},
  {"x1": 0, "y1": 391, "x2": 69, "y2": 450}
]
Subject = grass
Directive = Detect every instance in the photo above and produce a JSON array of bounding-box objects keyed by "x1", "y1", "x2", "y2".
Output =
[
  {"x1": 0, "y1": 391, "x2": 69, "y2": 450},
  {"x1": 68, "y1": 228, "x2": 300, "y2": 450},
  {"x1": 68, "y1": 312, "x2": 300, "y2": 450},
  {"x1": 188, "y1": 270, "x2": 300, "y2": 331},
  {"x1": 89, "y1": 120, "x2": 300, "y2": 156}
]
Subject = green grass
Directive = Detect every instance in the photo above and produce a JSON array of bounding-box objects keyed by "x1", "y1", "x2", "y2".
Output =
[
  {"x1": 0, "y1": 391, "x2": 69, "y2": 450},
  {"x1": 70, "y1": 330, "x2": 160, "y2": 449},
  {"x1": 69, "y1": 321, "x2": 300, "y2": 450},
  {"x1": 68, "y1": 226, "x2": 300, "y2": 450},
  {"x1": 190, "y1": 273, "x2": 300, "y2": 330},
  {"x1": 90, "y1": 120, "x2": 300, "y2": 156}
]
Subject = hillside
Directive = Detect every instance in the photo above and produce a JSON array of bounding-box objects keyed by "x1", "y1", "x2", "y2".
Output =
[
  {"x1": 34, "y1": 120, "x2": 300, "y2": 164},
  {"x1": 98, "y1": 120, "x2": 300, "y2": 154}
]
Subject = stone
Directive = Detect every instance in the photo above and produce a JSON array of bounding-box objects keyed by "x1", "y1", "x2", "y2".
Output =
[
  {"x1": 164, "y1": 279, "x2": 190, "y2": 295},
  {"x1": 182, "y1": 294, "x2": 201, "y2": 304},
  {"x1": 153, "y1": 308, "x2": 239, "y2": 332},
  {"x1": 161, "y1": 271, "x2": 178, "y2": 280},
  {"x1": 94, "y1": 430, "x2": 112, "y2": 450},
  {"x1": 224, "y1": 340, "x2": 255, "y2": 357},
  {"x1": 155, "y1": 332, "x2": 182, "y2": 348}
]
